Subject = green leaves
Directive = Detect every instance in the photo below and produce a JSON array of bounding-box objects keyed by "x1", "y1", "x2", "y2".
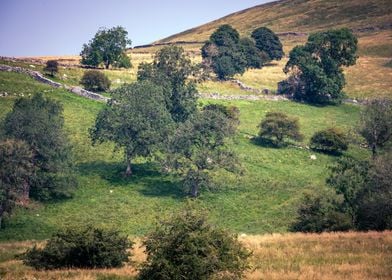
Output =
[{"x1": 80, "y1": 26, "x2": 131, "y2": 69}]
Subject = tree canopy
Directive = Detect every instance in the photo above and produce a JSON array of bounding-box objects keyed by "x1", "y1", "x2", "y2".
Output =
[
  {"x1": 251, "y1": 26, "x2": 284, "y2": 61},
  {"x1": 282, "y1": 28, "x2": 357, "y2": 104},
  {"x1": 138, "y1": 203, "x2": 251, "y2": 280},
  {"x1": 80, "y1": 26, "x2": 132, "y2": 69},
  {"x1": 164, "y1": 104, "x2": 240, "y2": 197},
  {"x1": 137, "y1": 46, "x2": 198, "y2": 123},
  {"x1": 90, "y1": 81, "x2": 174, "y2": 176},
  {"x1": 4, "y1": 93, "x2": 77, "y2": 201}
]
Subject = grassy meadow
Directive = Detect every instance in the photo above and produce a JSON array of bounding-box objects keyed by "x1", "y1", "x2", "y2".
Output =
[
  {"x1": 0, "y1": 70, "x2": 369, "y2": 241},
  {"x1": 0, "y1": 231, "x2": 391, "y2": 280}
]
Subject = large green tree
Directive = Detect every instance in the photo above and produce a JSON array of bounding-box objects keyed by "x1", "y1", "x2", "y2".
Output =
[
  {"x1": 164, "y1": 104, "x2": 239, "y2": 197},
  {"x1": 90, "y1": 81, "x2": 174, "y2": 176},
  {"x1": 80, "y1": 26, "x2": 132, "y2": 69},
  {"x1": 282, "y1": 28, "x2": 357, "y2": 104},
  {"x1": 201, "y1": 25, "x2": 247, "y2": 80},
  {"x1": 4, "y1": 93, "x2": 76, "y2": 201},
  {"x1": 251, "y1": 26, "x2": 284, "y2": 61},
  {"x1": 137, "y1": 46, "x2": 198, "y2": 123},
  {"x1": 0, "y1": 139, "x2": 34, "y2": 228}
]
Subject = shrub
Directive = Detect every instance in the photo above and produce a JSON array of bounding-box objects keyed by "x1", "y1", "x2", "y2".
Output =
[
  {"x1": 138, "y1": 204, "x2": 251, "y2": 279},
  {"x1": 80, "y1": 70, "x2": 111, "y2": 92},
  {"x1": 291, "y1": 190, "x2": 353, "y2": 233},
  {"x1": 257, "y1": 111, "x2": 303, "y2": 146},
  {"x1": 310, "y1": 128, "x2": 348, "y2": 155},
  {"x1": 23, "y1": 226, "x2": 133, "y2": 269},
  {"x1": 43, "y1": 60, "x2": 58, "y2": 77}
]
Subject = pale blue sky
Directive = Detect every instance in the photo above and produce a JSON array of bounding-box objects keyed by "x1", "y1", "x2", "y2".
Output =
[{"x1": 0, "y1": 0, "x2": 273, "y2": 56}]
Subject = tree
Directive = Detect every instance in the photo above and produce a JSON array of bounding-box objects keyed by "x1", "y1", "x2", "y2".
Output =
[
  {"x1": 282, "y1": 28, "x2": 357, "y2": 104},
  {"x1": 310, "y1": 128, "x2": 348, "y2": 155},
  {"x1": 23, "y1": 226, "x2": 133, "y2": 269},
  {"x1": 138, "y1": 203, "x2": 251, "y2": 280},
  {"x1": 90, "y1": 81, "x2": 174, "y2": 176},
  {"x1": 80, "y1": 70, "x2": 111, "y2": 92},
  {"x1": 327, "y1": 154, "x2": 392, "y2": 230},
  {"x1": 4, "y1": 93, "x2": 77, "y2": 201},
  {"x1": 355, "y1": 153, "x2": 392, "y2": 230},
  {"x1": 137, "y1": 46, "x2": 198, "y2": 123},
  {"x1": 240, "y1": 37, "x2": 269, "y2": 69},
  {"x1": 43, "y1": 60, "x2": 58, "y2": 77},
  {"x1": 80, "y1": 26, "x2": 131, "y2": 69},
  {"x1": 0, "y1": 139, "x2": 34, "y2": 228},
  {"x1": 164, "y1": 104, "x2": 240, "y2": 197},
  {"x1": 251, "y1": 27, "x2": 284, "y2": 61},
  {"x1": 291, "y1": 190, "x2": 352, "y2": 233},
  {"x1": 201, "y1": 25, "x2": 247, "y2": 80},
  {"x1": 359, "y1": 98, "x2": 392, "y2": 157},
  {"x1": 257, "y1": 111, "x2": 303, "y2": 146}
]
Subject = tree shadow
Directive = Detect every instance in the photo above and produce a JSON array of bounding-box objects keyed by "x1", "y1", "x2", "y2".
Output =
[
  {"x1": 251, "y1": 137, "x2": 288, "y2": 149},
  {"x1": 76, "y1": 161, "x2": 185, "y2": 199}
]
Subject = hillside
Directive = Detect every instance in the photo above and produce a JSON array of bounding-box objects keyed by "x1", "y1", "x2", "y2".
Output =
[{"x1": 154, "y1": 0, "x2": 392, "y2": 45}]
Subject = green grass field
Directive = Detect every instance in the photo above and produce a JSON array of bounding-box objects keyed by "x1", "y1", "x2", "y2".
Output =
[{"x1": 0, "y1": 71, "x2": 369, "y2": 241}]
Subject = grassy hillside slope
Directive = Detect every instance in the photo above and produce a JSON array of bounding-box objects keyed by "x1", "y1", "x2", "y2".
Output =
[
  {"x1": 1, "y1": 231, "x2": 391, "y2": 279},
  {"x1": 155, "y1": 0, "x2": 392, "y2": 44},
  {"x1": 0, "y1": 71, "x2": 367, "y2": 241}
]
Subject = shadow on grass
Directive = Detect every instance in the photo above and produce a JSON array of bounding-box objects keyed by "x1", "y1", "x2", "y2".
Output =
[
  {"x1": 77, "y1": 161, "x2": 185, "y2": 199},
  {"x1": 251, "y1": 137, "x2": 288, "y2": 149}
]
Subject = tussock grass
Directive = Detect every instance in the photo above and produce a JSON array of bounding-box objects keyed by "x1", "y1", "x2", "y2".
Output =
[{"x1": 0, "y1": 231, "x2": 390, "y2": 280}]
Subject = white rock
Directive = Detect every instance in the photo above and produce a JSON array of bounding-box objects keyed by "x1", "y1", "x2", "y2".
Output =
[
  {"x1": 29, "y1": 64, "x2": 35, "y2": 68},
  {"x1": 310, "y1": 154, "x2": 317, "y2": 160},
  {"x1": 109, "y1": 190, "x2": 113, "y2": 193}
]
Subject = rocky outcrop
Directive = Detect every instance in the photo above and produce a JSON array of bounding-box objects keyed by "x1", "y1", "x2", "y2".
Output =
[
  {"x1": 0, "y1": 64, "x2": 109, "y2": 102},
  {"x1": 199, "y1": 92, "x2": 289, "y2": 101}
]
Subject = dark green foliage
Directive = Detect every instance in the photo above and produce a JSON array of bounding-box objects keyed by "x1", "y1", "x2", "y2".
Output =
[
  {"x1": 283, "y1": 28, "x2": 357, "y2": 105},
  {"x1": 4, "y1": 93, "x2": 76, "y2": 201},
  {"x1": 291, "y1": 190, "x2": 352, "y2": 233},
  {"x1": 90, "y1": 81, "x2": 174, "y2": 176},
  {"x1": 359, "y1": 98, "x2": 392, "y2": 157},
  {"x1": 43, "y1": 60, "x2": 58, "y2": 77},
  {"x1": 165, "y1": 104, "x2": 240, "y2": 197},
  {"x1": 80, "y1": 70, "x2": 111, "y2": 92},
  {"x1": 0, "y1": 139, "x2": 34, "y2": 228},
  {"x1": 240, "y1": 37, "x2": 269, "y2": 69},
  {"x1": 327, "y1": 155, "x2": 392, "y2": 230},
  {"x1": 80, "y1": 26, "x2": 131, "y2": 69},
  {"x1": 251, "y1": 27, "x2": 284, "y2": 61},
  {"x1": 23, "y1": 226, "x2": 132, "y2": 269},
  {"x1": 355, "y1": 153, "x2": 392, "y2": 230},
  {"x1": 202, "y1": 25, "x2": 248, "y2": 80},
  {"x1": 327, "y1": 156, "x2": 370, "y2": 224},
  {"x1": 137, "y1": 46, "x2": 198, "y2": 123},
  {"x1": 138, "y1": 204, "x2": 251, "y2": 280},
  {"x1": 310, "y1": 128, "x2": 348, "y2": 155},
  {"x1": 113, "y1": 52, "x2": 132, "y2": 69},
  {"x1": 257, "y1": 111, "x2": 303, "y2": 146}
]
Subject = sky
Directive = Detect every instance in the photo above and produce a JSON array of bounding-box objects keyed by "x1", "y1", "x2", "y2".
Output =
[{"x1": 0, "y1": 0, "x2": 274, "y2": 57}]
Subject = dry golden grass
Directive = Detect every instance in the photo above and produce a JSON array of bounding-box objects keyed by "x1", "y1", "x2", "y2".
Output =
[{"x1": 1, "y1": 231, "x2": 390, "y2": 280}]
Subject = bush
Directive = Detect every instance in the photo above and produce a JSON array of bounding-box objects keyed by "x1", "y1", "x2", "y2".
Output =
[
  {"x1": 23, "y1": 226, "x2": 133, "y2": 269},
  {"x1": 291, "y1": 190, "x2": 353, "y2": 233},
  {"x1": 43, "y1": 60, "x2": 58, "y2": 77},
  {"x1": 257, "y1": 111, "x2": 303, "y2": 146},
  {"x1": 310, "y1": 128, "x2": 348, "y2": 155},
  {"x1": 138, "y1": 204, "x2": 251, "y2": 280},
  {"x1": 80, "y1": 70, "x2": 111, "y2": 92}
]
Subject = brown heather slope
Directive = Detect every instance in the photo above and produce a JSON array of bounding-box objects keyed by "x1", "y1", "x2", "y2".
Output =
[{"x1": 154, "y1": 0, "x2": 392, "y2": 45}]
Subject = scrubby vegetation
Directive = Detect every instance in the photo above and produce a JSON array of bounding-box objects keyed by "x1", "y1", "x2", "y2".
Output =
[
  {"x1": 80, "y1": 70, "x2": 111, "y2": 92},
  {"x1": 310, "y1": 128, "x2": 348, "y2": 155},
  {"x1": 23, "y1": 226, "x2": 132, "y2": 269}
]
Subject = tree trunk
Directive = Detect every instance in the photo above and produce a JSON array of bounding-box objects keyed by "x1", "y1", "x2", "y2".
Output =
[
  {"x1": 17, "y1": 180, "x2": 30, "y2": 206},
  {"x1": 372, "y1": 144, "x2": 377, "y2": 158},
  {"x1": 105, "y1": 61, "x2": 110, "y2": 69},
  {"x1": 190, "y1": 183, "x2": 199, "y2": 198},
  {"x1": 125, "y1": 157, "x2": 132, "y2": 177}
]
